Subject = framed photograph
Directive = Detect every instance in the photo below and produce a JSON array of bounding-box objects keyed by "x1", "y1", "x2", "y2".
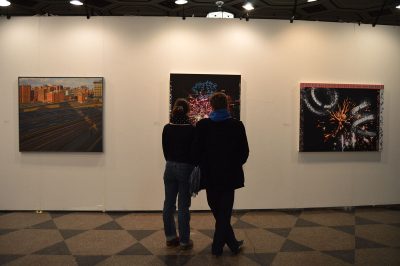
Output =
[
  {"x1": 300, "y1": 83, "x2": 383, "y2": 152},
  {"x1": 18, "y1": 77, "x2": 104, "y2": 152},
  {"x1": 170, "y1": 73, "x2": 241, "y2": 125}
]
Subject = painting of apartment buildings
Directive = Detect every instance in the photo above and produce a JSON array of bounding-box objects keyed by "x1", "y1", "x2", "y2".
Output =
[{"x1": 18, "y1": 77, "x2": 103, "y2": 152}]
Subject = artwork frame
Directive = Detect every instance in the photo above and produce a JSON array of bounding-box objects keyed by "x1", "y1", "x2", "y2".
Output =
[
  {"x1": 299, "y1": 83, "x2": 383, "y2": 152},
  {"x1": 18, "y1": 77, "x2": 104, "y2": 152},
  {"x1": 170, "y1": 73, "x2": 241, "y2": 125}
]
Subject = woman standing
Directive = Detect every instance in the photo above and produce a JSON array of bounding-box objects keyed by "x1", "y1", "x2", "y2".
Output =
[
  {"x1": 193, "y1": 92, "x2": 249, "y2": 256},
  {"x1": 162, "y1": 99, "x2": 195, "y2": 250}
]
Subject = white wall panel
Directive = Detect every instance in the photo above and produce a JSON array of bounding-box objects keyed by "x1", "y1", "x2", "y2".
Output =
[{"x1": 0, "y1": 17, "x2": 399, "y2": 210}]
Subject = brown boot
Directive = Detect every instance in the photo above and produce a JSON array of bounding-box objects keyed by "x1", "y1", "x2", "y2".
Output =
[
  {"x1": 180, "y1": 239, "x2": 193, "y2": 250},
  {"x1": 166, "y1": 237, "x2": 179, "y2": 247}
]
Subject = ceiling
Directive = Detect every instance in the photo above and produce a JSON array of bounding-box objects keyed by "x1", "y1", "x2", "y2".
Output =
[{"x1": 1, "y1": 0, "x2": 400, "y2": 26}]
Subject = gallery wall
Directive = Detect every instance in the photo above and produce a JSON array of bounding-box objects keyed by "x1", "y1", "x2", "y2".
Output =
[{"x1": 0, "y1": 16, "x2": 399, "y2": 211}]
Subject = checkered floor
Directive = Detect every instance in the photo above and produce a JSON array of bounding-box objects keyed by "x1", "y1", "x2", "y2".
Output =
[{"x1": 0, "y1": 206, "x2": 399, "y2": 266}]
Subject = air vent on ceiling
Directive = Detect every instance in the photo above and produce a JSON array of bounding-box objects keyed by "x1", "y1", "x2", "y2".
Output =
[
  {"x1": 11, "y1": 0, "x2": 37, "y2": 7},
  {"x1": 158, "y1": 0, "x2": 178, "y2": 9},
  {"x1": 85, "y1": 0, "x2": 111, "y2": 8},
  {"x1": 369, "y1": 9, "x2": 392, "y2": 17},
  {"x1": 302, "y1": 4, "x2": 327, "y2": 14}
]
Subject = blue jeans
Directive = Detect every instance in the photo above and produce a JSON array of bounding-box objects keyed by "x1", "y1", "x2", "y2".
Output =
[{"x1": 163, "y1": 161, "x2": 193, "y2": 245}]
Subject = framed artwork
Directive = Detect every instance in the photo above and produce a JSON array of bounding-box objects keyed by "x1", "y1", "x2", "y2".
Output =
[
  {"x1": 18, "y1": 77, "x2": 104, "y2": 152},
  {"x1": 170, "y1": 73, "x2": 241, "y2": 125},
  {"x1": 300, "y1": 83, "x2": 383, "y2": 152}
]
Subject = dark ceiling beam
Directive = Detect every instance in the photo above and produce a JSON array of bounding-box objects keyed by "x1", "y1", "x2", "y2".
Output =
[
  {"x1": 372, "y1": 0, "x2": 390, "y2": 27},
  {"x1": 290, "y1": 0, "x2": 298, "y2": 23}
]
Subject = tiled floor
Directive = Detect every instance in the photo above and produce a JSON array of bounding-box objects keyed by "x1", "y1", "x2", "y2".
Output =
[{"x1": 1, "y1": 207, "x2": 400, "y2": 265}]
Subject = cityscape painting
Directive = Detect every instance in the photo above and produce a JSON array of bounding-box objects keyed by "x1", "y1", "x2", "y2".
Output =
[
  {"x1": 170, "y1": 74, "x2": 241, "y2": 125},
  {"x1": 299, "y1": 83, "x2": 383, "y2": 152},
  {"x1": 18, "y1": 77, "x2": 103, "y2": 152}
]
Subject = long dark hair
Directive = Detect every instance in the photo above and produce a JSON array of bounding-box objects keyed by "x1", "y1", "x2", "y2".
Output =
[{"x1": 172, "y1": 98, "x2": 190, "y2": 116}]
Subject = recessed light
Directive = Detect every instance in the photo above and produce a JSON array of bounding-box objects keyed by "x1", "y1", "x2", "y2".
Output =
[
  {"x1": 242, "y1": 2, "x2": 254, "y2": 11},
  {"x1": 175, "y1": 0, "x2": 188, "y2": 5},
  {"x1": 0, "y1": 0, "x2": 11, "y2": 7},
  {"x1": 70, "y1": 0, "x2": 83, "y2": 6}
]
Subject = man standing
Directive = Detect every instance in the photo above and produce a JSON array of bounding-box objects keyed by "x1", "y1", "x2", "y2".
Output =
[{"x1": 193, "y1": 92, "x2": 249, "y2": 256}]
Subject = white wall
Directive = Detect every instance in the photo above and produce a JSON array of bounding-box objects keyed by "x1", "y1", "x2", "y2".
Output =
[{"x1": 0, "y1": 17, "x2": 399, "y2": 211}]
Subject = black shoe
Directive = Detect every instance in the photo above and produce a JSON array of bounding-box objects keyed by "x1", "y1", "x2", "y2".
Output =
[
  {"x1": 212, "y1": 250, "x2": 223, "y2": 257},
  {"x1": 232, "y1": 240, "x2": 244, "y2": 255}
]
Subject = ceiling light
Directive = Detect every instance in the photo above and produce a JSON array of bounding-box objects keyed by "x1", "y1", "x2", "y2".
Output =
[
  {"x1": 175, "y1": 0, "x2": 188, "y2": 4},
  {"x1": 307, "y1": 0, "x2": 317, "y2": 2},
  {"x1": 242, "y1": 2, "x2": 254, "y2": 11},
  {"x1": 70, "y1": 0, "x2": 83, "y2": 6},
  {"x1": 206, "y1": 11, "x2": 234, "y2": 18},
  {"x1": 207, "y1": 1, "x2": 234, "y2": 19},
  {"x1": 396, "y1": 4, "x2": 400, "y2": 9},
  {"x1": 0, "y1": 0, "x2": 11, "y2": 7}
]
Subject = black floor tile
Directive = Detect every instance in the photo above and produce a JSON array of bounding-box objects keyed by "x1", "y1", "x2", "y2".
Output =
[
  {"x1": 127, "y1": 229, "x2": 157, "y2": 241},
  {"x1": 198, "y1": 229, "x2": 214, "y2": 239},
  {"x1": 355, "y1": 216, "x2": 381, "y2": 225},
  {"x1": 0, "y1": 255, "x2": 23, "y2": 266},
  {"x1": 232, "y1": 219, "x2": 257, "y2": 229},
  {"x1": 323, "y1": 250, "x2": 355, "y2": 264},
  {"x1": 158, "y1": 255, "x2": 194, "y2": 266},
  {"x1": 331, "y1": 225, "x2": 355, "y2": 235},
  {"x1": 74, "y1": 255, "x2": 108, "y2": 266},
  {"x1": 265, "y1": 228, "x2": 291, "y2": 238},
  {"x1": 245, "y1": 252, "x2": 276, "y2": 265},
  {"x1": 95, "y1": 221, "x2": 123, "y2": 230},
  {"x1": 0, "y1": 229, "x2": 16, "y2": 236},
  {"x1": 30, "y1": 220, "x2": 58, "y2": 229},
  {"x1": 107, "y1": 211, "x2": 130, "y2": 220},
  {"x1": 59, "y1": 229, "x2": 85, "y2": 240},
  {"x1": 49, "y1": 211, "x2": 74, "y2": 219},
  {"x1": 118, "y1": 243, "x2": 152, "y2": 255},
  {"x1": 355, "y1": 237, "x2": 387, "y2": 249},
  {"x1": 34, "y1": 241, "x2": 71, "y2": 255},
  {"x1": 280, "y1": 239, "x2": 314, "y2": 252},
  {"x1": 295, "y1": 218, "x2": 321, "y2": 227}
]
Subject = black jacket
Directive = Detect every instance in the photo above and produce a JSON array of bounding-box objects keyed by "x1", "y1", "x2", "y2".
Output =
[
  {"x1": 193, "y1": 118, "x2": 249, "y2": 191},
  {"x1": 162, "y1": 123, "x2": 195, "y2": 164}
]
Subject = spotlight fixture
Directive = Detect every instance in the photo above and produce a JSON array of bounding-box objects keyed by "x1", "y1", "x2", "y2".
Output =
[
  {"x1": 206, "y1": 1, "x2": 234, "y2": 19},
  {"x1": 0, "y1": 0, "x2": 11, "y2": 7},
  {"x1": 242, "y1": 2, "x2": 254, "y2": 11},
  {"x1": 70, "y1": 0, "x2": 83, "y2": 6},
  {"x1": 175, "y1": 0, "x2": 188, "y2": 4}
]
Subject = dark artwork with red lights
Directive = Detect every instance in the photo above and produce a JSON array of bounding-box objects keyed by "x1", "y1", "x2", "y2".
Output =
[
  {"x1": 18, "y1": 77, "x2": 103, "y2": 152},
  {"x1": 300, "y1": 83, "x2": 383, "y2": 152},
  {"x1": 170, "y1": 74, "x2": 241, "y2": 125}
]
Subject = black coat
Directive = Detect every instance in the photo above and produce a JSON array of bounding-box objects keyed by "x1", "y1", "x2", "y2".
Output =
[
  {"x1": 162, "y1": 123, "x2": 195, "y2": 164},
  {"x1": 193, "y1": 118, "x2": 249, "y2": 191}
]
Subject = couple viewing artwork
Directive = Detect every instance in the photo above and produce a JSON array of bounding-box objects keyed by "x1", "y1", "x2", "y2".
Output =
[{"x1": 162, "y1": 74, "x2": 249, "y2": 256}]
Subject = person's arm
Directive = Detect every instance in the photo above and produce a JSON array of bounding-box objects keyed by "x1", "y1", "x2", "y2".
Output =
[
  {"x1": 191, "y1": 121, "x2": 204, "y2": 165},
  {"x1": 162, "y1": 125, "x2": 168, "y2": 161},
  {"x1": 238, "y1": 121, "x2": 249, "y2": 165}
]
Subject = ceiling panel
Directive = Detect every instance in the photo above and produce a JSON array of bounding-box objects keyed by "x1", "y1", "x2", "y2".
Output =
[{"x1": 0, "y1": 0, "x2": 398, "y2": 26}]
